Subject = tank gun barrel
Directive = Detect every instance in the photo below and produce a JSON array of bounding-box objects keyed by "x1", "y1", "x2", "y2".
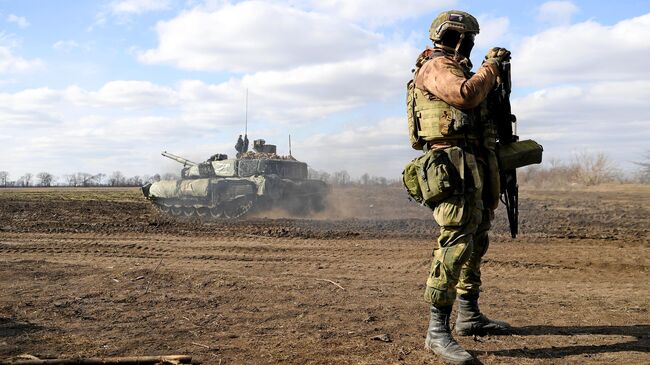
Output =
[{"x1": 161, "y1": 151, "x2": 197, "y2": 167}]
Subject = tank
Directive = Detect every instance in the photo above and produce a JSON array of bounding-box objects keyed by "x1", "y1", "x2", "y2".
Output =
[{"x1": 142, "y1": 139, "x2": 329, "y2": 219}]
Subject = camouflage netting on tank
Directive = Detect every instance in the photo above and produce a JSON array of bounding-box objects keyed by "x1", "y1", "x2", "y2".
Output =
[
  {"x1": 238, "y1": 159, "x2": 308, "y2": 179},
  {"x1": 239, "y1": 151, "x2": 297, "y2": 161}
]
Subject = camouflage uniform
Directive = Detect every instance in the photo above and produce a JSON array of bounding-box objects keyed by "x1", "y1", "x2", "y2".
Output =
[
  {"x1": 406, "y1": 10, "x2": 511, "y2": 365},
  {"x1": 414, "y1": 52, "x2": 500, "y2": 307}
]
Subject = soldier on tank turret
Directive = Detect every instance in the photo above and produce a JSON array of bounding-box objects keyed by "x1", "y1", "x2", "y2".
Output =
[
  {"x1": 235, "y1": 134, "x2": 250, "y2": 158},
  {"x1": 235, "y1": 135, "x2": 244, "y2": 158},
  {"x1": 405, "y1": 10, "x2": 512, "y2": 365}
]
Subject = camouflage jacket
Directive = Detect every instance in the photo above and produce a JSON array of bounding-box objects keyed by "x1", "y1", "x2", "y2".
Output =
[{"x1": 415, "y1": 50, "x2": 498, "y2": 110}]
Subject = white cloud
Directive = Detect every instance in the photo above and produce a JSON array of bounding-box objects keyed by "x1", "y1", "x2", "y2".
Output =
[
  {"x1": 90, "y1": 0, "x2": 173, "y2": 29},
  {"x1": 0, "y1": 46, "x2": 43, "y2": 74},
  {"x1": 311, "y1": 0, "x2": 457, "y2": 26},
  {"x1": 6, "y1": 14, "x2": 30, "y2": 28},
  {"x1": 82, "y1": 81, "x2": 179, "y2": 108},
  {"x1": 238, "y1": 42, "x2": 416, "y2": 121},
  {"x1": 6, "y1": 1, "x2": 644, "y2": 179},
  {"x1": 510, "y1": 13, "x2": 650, "y2": 171},
  {"x1": 513, "y1": 81, "x2": 650, "y2": 168},
  {"x1": 0, "y1": 32, "x2": 44, "y2": 74},
  {"x1": 299, "y1": 117, "x2": 417, "y2": 176},
  {"x1": 0, "y1": 42, "x2": 415, "y2": 175},
  {"x1": 110, "y1": 0, "x2": 172, "y2": 15},
  {"x1": 474, "y1": 15, "x2": 510, "y2": 50},
  {"x1": 514, "y1": 14, "x2": 650, "y2": 87},
  {"x1": 537, "y1": 1, "x2": 579, "y2": 25},
  {"x1": 52, "y1": 40, "x2": 80, "y2": 52},
  {"x1": 139, "y1": 1, "x2": 383, "y2": 72}
]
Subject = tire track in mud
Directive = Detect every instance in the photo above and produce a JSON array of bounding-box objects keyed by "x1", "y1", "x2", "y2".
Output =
[
  {"x1": 0, "y1": 234, "x2": 176, "y2": 260},
  {"x1": 0, "y1": 233, "x2": 423, "y2": 278}
]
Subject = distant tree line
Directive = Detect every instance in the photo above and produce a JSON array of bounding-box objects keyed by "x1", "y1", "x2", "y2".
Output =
[
  {"x1": 0, "y1": 171, "x2": 180, "y2": 188},
  {"x1": 2, "y1": 152, "x2": 647, "y2": 188},
  {"x1": 519, "y1": 151, "x2": 650, "y2": 187},
  {"x1": 308, "y1": 168, "x2": 400, "y2": 186},
  {"x1": 0, "y1": 168, "x2": 400, "y2": 188}
]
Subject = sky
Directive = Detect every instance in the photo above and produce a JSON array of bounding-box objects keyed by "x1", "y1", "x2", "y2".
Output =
[{"x1": 1, "y1": 0, "x2": 649, "y2": 180}]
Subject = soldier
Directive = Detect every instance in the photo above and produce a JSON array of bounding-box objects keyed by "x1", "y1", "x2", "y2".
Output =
[
  {"x1": 235, "y1": 134, "x2": 244, "y2": 157},
  {"x1": 408, "y1": 10, "x2": 512, "y2": 365}
]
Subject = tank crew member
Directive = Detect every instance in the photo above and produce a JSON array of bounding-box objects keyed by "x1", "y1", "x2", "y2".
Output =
[{"x1": 235, "y1": 134, "x2": 245, "y2": 157}]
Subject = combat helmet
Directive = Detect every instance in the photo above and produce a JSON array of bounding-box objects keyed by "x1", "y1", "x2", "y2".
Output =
[
  {"x1": 429, "y1": 10, "x2": 480, "y2": 42},
  {"x1": 429, "y1": 10, "x2": 479, "y2": 58}
]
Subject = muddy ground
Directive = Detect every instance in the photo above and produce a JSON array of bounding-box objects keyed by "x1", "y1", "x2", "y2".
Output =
[{"x1": 0, "y1": 185, "x2": 648, "y2": 364}]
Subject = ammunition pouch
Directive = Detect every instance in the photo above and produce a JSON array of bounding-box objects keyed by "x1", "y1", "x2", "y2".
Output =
[
  {"x1": 497, "y1": 139, "x2": 543, "y2": 170},
  {"x1": 402, "y1": 147, "x2": 465, "y2": 209}
]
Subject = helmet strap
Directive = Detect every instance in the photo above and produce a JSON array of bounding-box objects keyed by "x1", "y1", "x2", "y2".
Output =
[
  {"x1": 455, "y1": 32, "x2": 465, "y2": 55},
  {"x1": 434, "y1": 44, "x2": 455, "y2": 54}
]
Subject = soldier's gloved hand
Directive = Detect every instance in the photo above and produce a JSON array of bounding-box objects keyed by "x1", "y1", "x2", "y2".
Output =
[{"x1": 484, "y1": 47, "x2": 511, "y2": 67}]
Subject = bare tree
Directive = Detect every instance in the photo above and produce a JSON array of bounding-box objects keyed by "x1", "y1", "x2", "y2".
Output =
[
  {"x1": 75, "y1": 172, "x2": 99, "y2": 187},
  {"x1": 333, "y1": 170, "x2": 350, "y2": 185},
  {"x1": 634, "y1": 150, "x2": 650, "y2": 183},
  {"x1": 36, "y1": 172, "x2": 55, "y2": 187},
  {"x1": 372, "y1": 176, "x2": 388, "y2": 186},
  {"x1": 126, "y1": 175, "x2": 143, "y2": 186},
  {"x1": 95, "y1": 173, "x2": 106, "y2": 186},
  {"x1": 360, "y1": 173, "x2": 370, "y2": 185},
  {"x1": 0, "y1": 171, "x2": 8, "y2": 187},
  {"x1": 20, "y1": 173, "x2": 33, "y2": 187},
  {"x1": 309, "y1": 168, "x2": 337, "y2": 183},
  {"x1": 109, "y1": 171, "x2": 126, "y2": 186},
  {"x1": 63, "y1": 174, "x2": 77, "y2": 186},
  {"x1": 572, "y1": 152, "x2": 617, "y2": 186}
]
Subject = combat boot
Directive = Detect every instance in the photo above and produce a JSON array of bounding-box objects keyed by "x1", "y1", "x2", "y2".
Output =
[
  {"x1": 425, "y1": 305, "x2": 476, "y2": 365},
  {"x1": 455, "y1": 294, "x2": 511, "y2": 336}
]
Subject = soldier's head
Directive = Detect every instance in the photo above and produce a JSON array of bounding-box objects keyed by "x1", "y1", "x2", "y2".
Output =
[{"x1": 430, "y1": 10, "x2": 479, "y2": 59}]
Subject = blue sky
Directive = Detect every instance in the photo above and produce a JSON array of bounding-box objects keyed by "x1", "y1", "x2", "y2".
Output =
[{"x1": 1, "y1": 0, "x2": 649, "y2": 180}]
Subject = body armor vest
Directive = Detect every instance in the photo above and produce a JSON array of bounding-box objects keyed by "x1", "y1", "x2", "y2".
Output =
[{"x1": 407, "y1": 52, "x2": 480, "y2": 150}]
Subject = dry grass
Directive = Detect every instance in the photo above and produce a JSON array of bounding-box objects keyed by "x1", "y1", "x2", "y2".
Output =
[{"x1": 0, "y1": 187, "x2": 142, "y2": 202}]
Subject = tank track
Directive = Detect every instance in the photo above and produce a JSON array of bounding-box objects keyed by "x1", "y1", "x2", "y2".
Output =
[{"x1": 155, "y1": 196, "x2": 254, "y2": 220}]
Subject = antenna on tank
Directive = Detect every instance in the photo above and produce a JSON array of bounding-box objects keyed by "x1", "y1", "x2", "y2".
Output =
[
  {"x1": 288, "y1": 134, "x2": 292, "y2": 157},
  {"x1": 244, "y1": 88, "x2": 248, "y2": 137}
]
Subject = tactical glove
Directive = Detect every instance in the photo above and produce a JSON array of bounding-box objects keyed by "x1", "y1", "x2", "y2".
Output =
[{"x1": 484, "y1": 47, "x2": 511, "y2": 67}]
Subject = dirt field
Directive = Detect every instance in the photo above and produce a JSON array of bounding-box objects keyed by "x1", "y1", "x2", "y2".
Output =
[{"x1": 1, "y1": 185, "x2": 648, "y2": 364}]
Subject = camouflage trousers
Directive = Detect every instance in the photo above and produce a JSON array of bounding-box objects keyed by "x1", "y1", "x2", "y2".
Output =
[{"x1": 424, "y1": 154, "x2": 494, "y2": 307}]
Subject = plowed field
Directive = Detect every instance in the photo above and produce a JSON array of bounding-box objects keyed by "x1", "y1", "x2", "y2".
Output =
[{"x1": 1, "y1": 185, "x2": 648, "y2": 364}]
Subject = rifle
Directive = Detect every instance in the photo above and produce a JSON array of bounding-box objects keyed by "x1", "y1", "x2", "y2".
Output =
[{"x1": 488, "y1": 60, "x2": 519, "y2": 238}]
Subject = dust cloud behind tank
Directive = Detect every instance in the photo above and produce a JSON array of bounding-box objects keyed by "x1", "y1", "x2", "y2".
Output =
[{"x1": 142, "y1": 139, "x2": 329, "y2": 219}]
